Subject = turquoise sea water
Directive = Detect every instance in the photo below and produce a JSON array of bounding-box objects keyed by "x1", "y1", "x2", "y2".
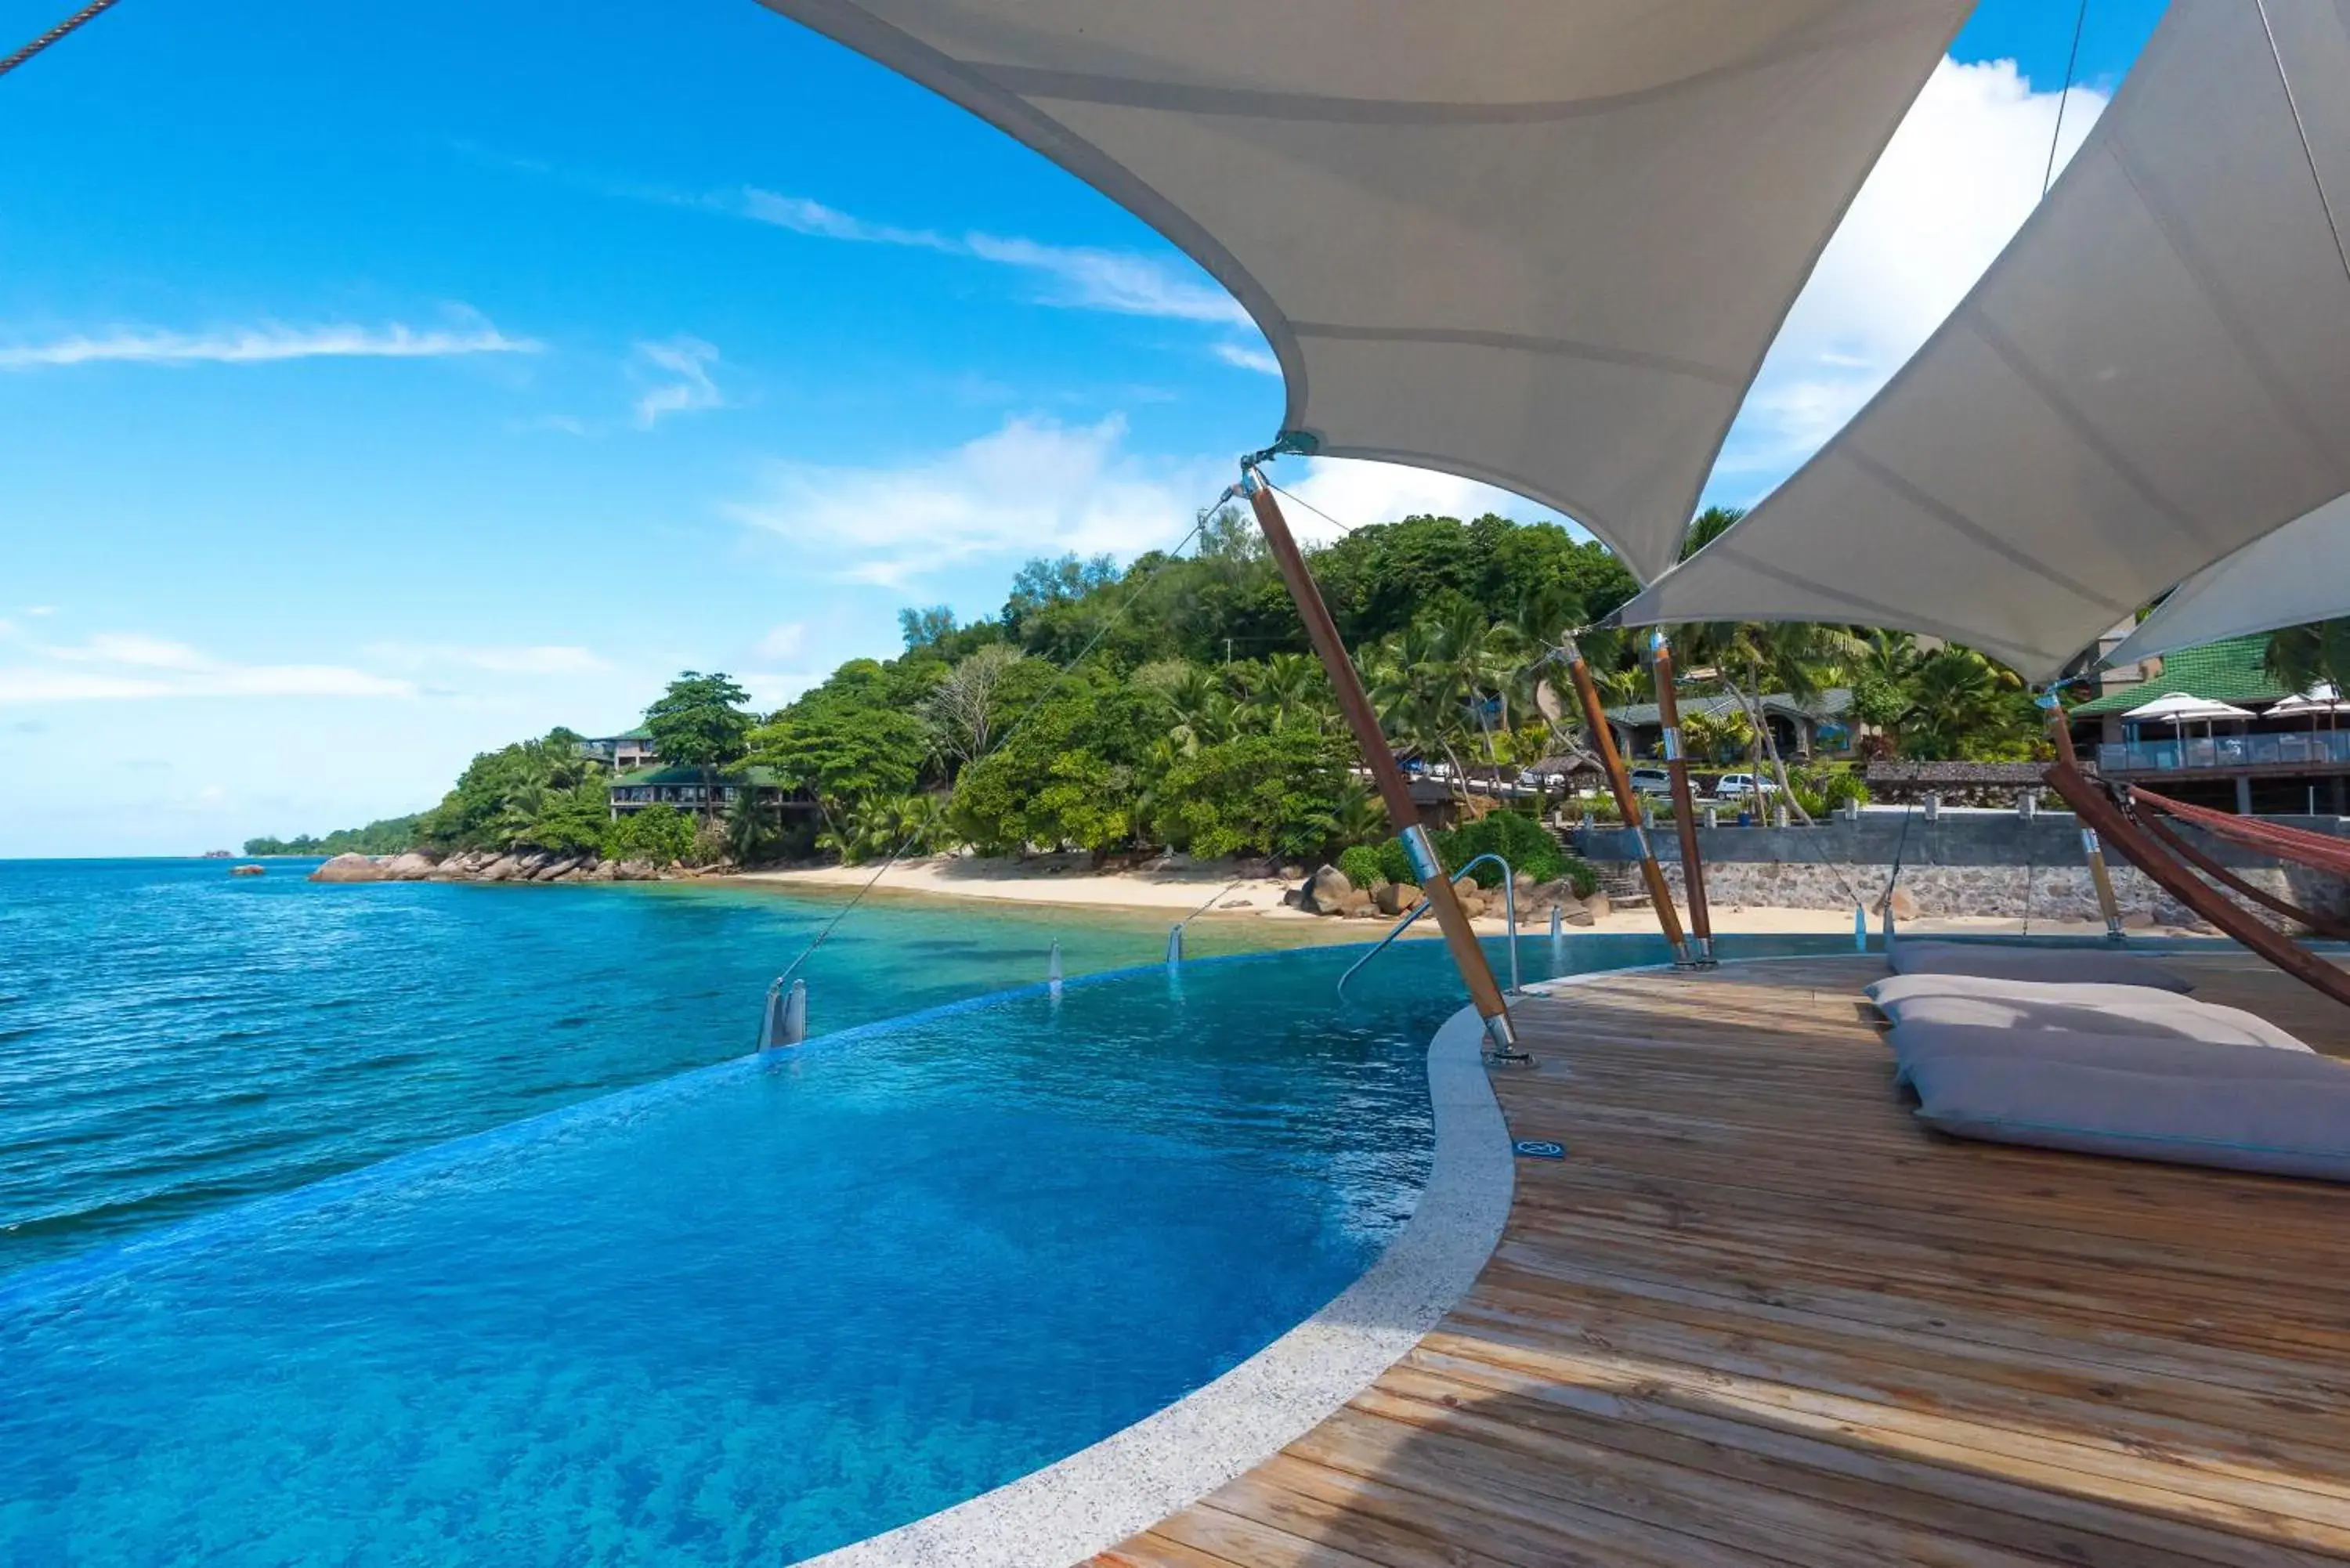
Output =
[
  {"x1": 2, "y1": 856, "x2": 1854, "y2": 1563},
  {"x1": 0, "y1": 857, "x2": 1324, "y2": 1272}
]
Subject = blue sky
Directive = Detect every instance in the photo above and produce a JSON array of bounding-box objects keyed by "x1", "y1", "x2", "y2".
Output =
[{"x1": 0, "y1": 0, "x2": 2166, "y2": 855}]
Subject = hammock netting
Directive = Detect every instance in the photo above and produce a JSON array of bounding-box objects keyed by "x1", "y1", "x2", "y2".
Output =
[{"x1": 2130, "y1": 787, "x2": 2350, "y2": 880}]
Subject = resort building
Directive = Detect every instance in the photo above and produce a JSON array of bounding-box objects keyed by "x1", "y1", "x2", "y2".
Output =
[
  {"x1": 576, "y1": 727, "x2": 659, "y2": 771},
  {"x1": 1603, "y1": 688, "x2": 1853, "y2": 765},
  {"x1": 2070, "y1": 636, "x2": 2349, "y2": 815},
  {"x1": 606, "y1": 764, "x2": 797, "y2": 818}
]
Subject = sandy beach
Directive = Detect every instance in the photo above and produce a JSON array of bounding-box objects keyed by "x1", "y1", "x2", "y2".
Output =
[{"x1": 731, "y1": 854, "x2": 2171, "y2": 940}]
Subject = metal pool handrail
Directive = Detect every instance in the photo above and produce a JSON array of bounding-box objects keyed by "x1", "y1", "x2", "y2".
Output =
[{"x1": 1337, "y1": 854, "x2": 1518, "y2": 999}]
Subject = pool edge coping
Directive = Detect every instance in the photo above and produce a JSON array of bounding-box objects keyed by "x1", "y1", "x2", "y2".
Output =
[{"x1": 802, "y1": 999, "x2": 1514, "y2": 1568}]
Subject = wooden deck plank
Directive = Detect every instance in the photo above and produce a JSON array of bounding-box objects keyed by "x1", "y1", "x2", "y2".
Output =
[{"x1": 1093, "y1": 952, "x2": 2350, "y2": 1567}]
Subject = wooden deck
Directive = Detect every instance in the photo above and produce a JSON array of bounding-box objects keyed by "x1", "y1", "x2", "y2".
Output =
[{"x1": 1095, "y1": 952, "x2": 2350, "y2": 1567}]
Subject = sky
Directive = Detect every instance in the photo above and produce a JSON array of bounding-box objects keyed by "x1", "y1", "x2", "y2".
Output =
[{"x1": 0, "y1": 0, "x2": 2169, "y2": 856}]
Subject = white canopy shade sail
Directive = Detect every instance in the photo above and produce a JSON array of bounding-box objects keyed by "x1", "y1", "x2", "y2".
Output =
[
  {"x1": 2106, "y1": 490, "x2": 2350, "y2": 667},
  {"x1": 2272, "y1": 683, "x2": 2345, "y2": 716},
  {"x1": 754, "y1": 0, "x2": 1970, "y2": 583},
  {"x1": 1616, "y1": 0, "x2": 2350, "y2": 678},
  {"x1": 2121, "y1": 692, "x2": 2254, "y2": 725}
]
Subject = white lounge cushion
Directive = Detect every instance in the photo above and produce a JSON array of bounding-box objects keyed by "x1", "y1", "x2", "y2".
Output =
[
  {"x1": 1888, "y1": 940, "x2": 2194, "y2": 993},
  {"x1": 1907, "y1": 1052, "x2": 2350, "y2": 1183},
  {"x1": 1867, "y1": 975, "x2": 2309, "y2": 1051},
  {"x1": 1884, "y1": 1022, "x2": 2340, "y2": 1092}
]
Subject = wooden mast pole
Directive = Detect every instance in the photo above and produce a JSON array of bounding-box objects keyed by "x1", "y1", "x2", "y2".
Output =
[
  {"x1": 2043, "y1": 695, "x2": 2127, "y2": 942},
  {"x1": 2041, "y1": 761, "x2": 2350, "y2": 1007},
  {"x1": 1560, "y1": 634, "x2": 1689, "y2": 959},
  {"x1": 1241, "y1": 466, "x2": 1519, "y2": 1054},
  {"x1": 1648, "y1": 631, "x2": 1716, "y2": 964}
]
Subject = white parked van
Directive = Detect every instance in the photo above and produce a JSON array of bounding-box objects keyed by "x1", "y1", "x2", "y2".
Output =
[{"x1": 1712, "y1": 772, "x2": 1778, "y2": 800}]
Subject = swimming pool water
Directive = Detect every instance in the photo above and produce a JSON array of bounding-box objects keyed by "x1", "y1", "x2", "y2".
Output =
[
  {"x1": 0, "y1": 938, "x2": 1509, "y2": 1564},
  {"x1": 2, "y1": 856, "x2": 1871, "y2": 1563}
]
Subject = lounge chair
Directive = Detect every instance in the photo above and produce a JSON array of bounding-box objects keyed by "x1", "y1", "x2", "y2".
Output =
[
  {"x1": 1867, "y1": 974, "x2": 2306, "y2": 1050},
  {"x1": 1882, "y1": 919, "x2": 2193, "y2": 992},
  {"x1": 1903, "y1": 1045, "x2": 2350, "y2": 1182}
]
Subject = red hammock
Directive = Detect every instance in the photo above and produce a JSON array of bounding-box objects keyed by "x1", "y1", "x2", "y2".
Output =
[{"x1": 2130, "y1": 786, "x2": 2350, "y2": 878}]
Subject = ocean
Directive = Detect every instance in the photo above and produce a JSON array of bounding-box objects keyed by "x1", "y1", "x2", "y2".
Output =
[{"x1": 0, "y1": 856, "x2": 1320, "y2": 1275}]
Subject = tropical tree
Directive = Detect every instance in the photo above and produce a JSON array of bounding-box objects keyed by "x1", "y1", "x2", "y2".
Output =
[
  {"x1": 1848, "y1": 629, "x2": 1925, "y2": 757},
  {"x1": 1679, "y1": 705, "x2": 1753, "y2": 764},
  {"x1": 1900, "y1": 648, "x2": 2040, "y2": 761},
  {"x1": 643, "y1": 671, "x2": 754, "y2": 822},
  {"x1": 1148, "y1": 726, "x2": 1350, "y2": 861},
  {"x1": 917, "y1": 644, "x2": 1032, "y2": 772},
  {"x1": 1329, "y1": 777, "x2": 1390, "y2": 846},
  {"x1": 2265, "y1": 620, "x2": 2350, "y2": 693},
  {"x1": 748, "y1": 660, "x2": 937, "y2": 838},
  {"x1": 1242, "y1": 651, "x2": 1329, "y2": 730},
  {"x1": 1686, "y1": 620, "x2": 1864, "y2": 822}
]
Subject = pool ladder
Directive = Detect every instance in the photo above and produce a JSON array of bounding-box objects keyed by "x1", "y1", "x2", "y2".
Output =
[{"x1": 1336, "y1": 853, "x2": 1521, "y2": 1001}]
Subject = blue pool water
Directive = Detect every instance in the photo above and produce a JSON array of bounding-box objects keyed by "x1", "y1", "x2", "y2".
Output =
[
  {"x1": 0, "y1": 858, "x2": 1331, "y2": 1271},
  {"x1": 0, "y1": 857, "x2": 1859, "y2": 1563}
]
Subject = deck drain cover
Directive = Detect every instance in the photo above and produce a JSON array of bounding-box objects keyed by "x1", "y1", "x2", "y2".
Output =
[{"x1": 1513, "y1": 1140, "x2": 1566, "y2": 1160}]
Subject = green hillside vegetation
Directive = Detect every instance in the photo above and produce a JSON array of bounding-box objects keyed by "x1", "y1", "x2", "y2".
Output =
[{"x1": 251, "y1": 504, "x2": 2242, "y2": 878}]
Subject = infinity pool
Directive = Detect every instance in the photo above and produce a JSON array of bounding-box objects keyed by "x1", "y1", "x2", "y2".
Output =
[{"x1": 0, "y1": 941, "x2": 1528, "y2": 1566}]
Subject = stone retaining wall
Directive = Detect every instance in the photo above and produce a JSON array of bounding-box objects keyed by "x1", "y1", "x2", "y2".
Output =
[{"x1": 1571, "y1": 813, "x2": 2350, "y2": 929}]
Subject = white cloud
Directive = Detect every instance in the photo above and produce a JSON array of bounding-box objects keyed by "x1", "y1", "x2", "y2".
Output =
[
  {"x1": 730, "y1": 185, "x2": 1246, "y2": 326},
  {"x1": 727, "y1": 414, "x2": 1220, "y2": 588},
  {"x1": 366, "y1": 642, "x2": 609, "y2": 675},
  {"x1": 631, "y1": 336, "x2": 725, "y2": 427},
  {"x1": 43, "y1": 633, "x2": 208, "y2": 669},
  {"x1": 1213, "y1": 341, "x2": 1282, "y2": 376},
  {"x1": 0, "y1": 630, "x2": 419, "y2": 703},
  {"x1": 754, "y1": 623, "x2": 806, "y2": 661},
  {"x1": 1716, "y1": 57, "x2": 2110, "y2": 490},
  {"x1": 0, "y1": 318, "x2": 540, "y2": 370},
  {"x1": 736, "y1": 189, "x2": 953, "y2": 251},
  {"x1": 23, "y1": 605, "x2": 57, "y2": 616},
  {"x1": 0, "y1": 664, "x2": 415, "y2": 703},
  {"x1": 1278, "y1": 457, "x2": 1574, "y2": 545},
  {"x1": 962, "y1": 233, "x2": 1247, "y2": 324},
  {"x1": 737, "y1": 669, "x2": 822, "y2": 711}
]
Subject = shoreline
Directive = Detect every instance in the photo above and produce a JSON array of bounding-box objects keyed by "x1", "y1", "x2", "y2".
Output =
[{"x1": 728, "y1": 854, "x2": 2186, "y2": 939}]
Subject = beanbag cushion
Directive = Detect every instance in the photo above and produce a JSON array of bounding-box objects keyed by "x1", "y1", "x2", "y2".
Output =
[
  {"x1": 1888, "y1": 939, "x2": 2193, "y2": 993},
  {"x1": 1906, "y1": 1051, "x2": 2350, "y2": 1182},
  {"x1": 1867, "y1": 975, "x2": 2308, "y2": 1050},
  {"x1": 1884, "y1": 1021, "x2": 2338, "y2": 1091}
]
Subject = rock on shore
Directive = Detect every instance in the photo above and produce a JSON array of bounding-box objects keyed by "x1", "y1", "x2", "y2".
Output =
[
  {"x1": 308, "y1": 847, "x2": 716, "y2": 884},
  {"x1": 1285, "y1": 862, "x2": 1604, "y2": 925}
]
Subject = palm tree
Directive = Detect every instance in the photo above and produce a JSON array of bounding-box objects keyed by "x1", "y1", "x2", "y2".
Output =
[
  {"x1": 1902, "y1": 649, "x2": 2032, "y2": 760},
  {"x1": 1330, "y1": 778, "x2": 1388, "y2": 845},
  {"x1": 1687, "y1": 620, "x2": 1864, "y2": 823},
  {"x1": 1243, "y1": 651, "x2": 1326, "y2": 730},
  {"x1": 2265, "y1": 620, "x2": 2350, "y2": 694},
  {"x1": 1361, "y1": 623, "x2": 1472, "y2": 794}
]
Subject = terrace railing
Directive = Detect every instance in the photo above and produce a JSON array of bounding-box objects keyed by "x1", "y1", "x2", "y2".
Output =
[{"x1": 2098, "y1": 730, "x2": 2350, "y2": 774}]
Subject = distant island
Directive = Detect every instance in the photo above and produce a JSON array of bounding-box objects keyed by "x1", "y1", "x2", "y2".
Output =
[{"x1": 243, "y1": 814, "x2": 423, "y2": 858}]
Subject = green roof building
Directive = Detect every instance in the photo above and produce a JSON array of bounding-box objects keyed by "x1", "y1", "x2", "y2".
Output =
[
  {"x1": 607, "y1": 764, "x2": 800, "y2": 818},
  {"x1": 2070, "y1": 636, "x2": 2291, "y2": 717},
  {"x1": 2073, "y1": 636, "x2": 2345, "y2": 815}
]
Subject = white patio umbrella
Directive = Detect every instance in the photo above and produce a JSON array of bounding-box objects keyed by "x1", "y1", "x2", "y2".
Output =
[
  {"x1": 2121, "y1": 692, "x2": 2254, "y2": 727},
  {"x1": 2121, "y1": 692, "x2": 2254, "y2": 757},
  {"x1": 2270, "y1": 685, "x2": 2345, "y2": 747},
  {"x1": 2269, "y1": 684, "x2": 2345, "y2": 718}
]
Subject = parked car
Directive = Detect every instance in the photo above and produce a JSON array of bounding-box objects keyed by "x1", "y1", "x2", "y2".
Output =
[
  {"x1": 1712, "y1": 772, "x2": 1779, "y2": 800},
  {"x1": 1627, "y1": 766, "x2": 1674, "y2": 797}
]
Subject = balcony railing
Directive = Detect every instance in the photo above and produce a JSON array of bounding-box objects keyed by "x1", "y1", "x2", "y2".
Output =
[{"x1": 2099, "y1": 731, "x2": 2350, "y2": 774}]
